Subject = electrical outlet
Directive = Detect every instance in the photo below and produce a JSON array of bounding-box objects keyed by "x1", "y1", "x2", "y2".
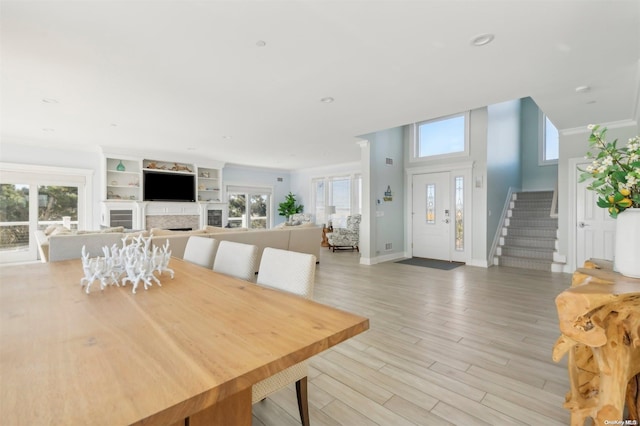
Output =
[{"x1": 385, "y1": 243, "x2": 392, "y2": 250}]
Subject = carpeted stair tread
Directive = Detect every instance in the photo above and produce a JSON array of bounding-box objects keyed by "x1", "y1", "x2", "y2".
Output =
[
  {"x1": 505, "y1": 227, "x2": 557, "y2": 238},
  {"x1": 496, "y1": 191, "x2": 559, "y2": 272},
  {"x1": 503, "y1": 238, "x2": 556, "y2": 250},
  {"x1": 497, "y1": 255, "x2": 553, "y2": 271}
]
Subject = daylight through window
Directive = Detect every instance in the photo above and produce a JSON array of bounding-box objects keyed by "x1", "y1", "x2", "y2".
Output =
[{"x1": 415, "y1": 113, "x2": 468, "y2": 159}]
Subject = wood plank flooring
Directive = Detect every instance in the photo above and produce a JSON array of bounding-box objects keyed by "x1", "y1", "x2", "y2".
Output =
[{"x1": 252, "y1": 250, "x2": 572, "y2": 425}]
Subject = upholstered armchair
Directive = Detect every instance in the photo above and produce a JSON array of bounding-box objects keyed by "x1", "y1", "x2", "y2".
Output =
[{"x1": 327, "y1": 214, "x2": 361, "y2": 252}]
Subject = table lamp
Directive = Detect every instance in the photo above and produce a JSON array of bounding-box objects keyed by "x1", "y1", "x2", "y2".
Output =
[{"x1": 327, "y1": 205, "x2": 336, "y2": 229}]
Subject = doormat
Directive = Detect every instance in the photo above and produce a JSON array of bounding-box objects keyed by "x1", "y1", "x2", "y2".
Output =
[{"x1": 395, "y1": 257, "x2": 464, "y2": 270}]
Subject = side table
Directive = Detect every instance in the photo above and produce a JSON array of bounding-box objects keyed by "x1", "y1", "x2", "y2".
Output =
[
  {"x1": 553, "y1": 259, "x2": 640, "y2": 425},
  {"x1": 321, "y1": 227, "x2": 333, "y2": 247}
]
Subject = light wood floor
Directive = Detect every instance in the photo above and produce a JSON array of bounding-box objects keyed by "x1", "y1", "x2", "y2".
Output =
[{"x1": 252, "y1": 250, "x2": 572, "y2": 425}]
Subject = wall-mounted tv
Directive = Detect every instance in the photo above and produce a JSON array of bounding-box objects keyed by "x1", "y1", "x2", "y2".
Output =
[{"x1": 143, "y1": 171, "x2": 196, "y2": 202}]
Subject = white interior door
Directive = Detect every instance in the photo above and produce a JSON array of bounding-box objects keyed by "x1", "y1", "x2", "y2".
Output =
[
  {"x1": 412, "y1": 172, "x2": 451, "y2": 260},
  {"x1": 576, "y1": 166, "x2": 616, "y2": 267}
]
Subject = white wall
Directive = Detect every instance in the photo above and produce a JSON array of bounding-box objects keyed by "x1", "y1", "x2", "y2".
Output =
[
  {"x1": 520, "y1": 97, "x2": 558, "y2": 191},
  {"x1": 222, "y1": 164, "x2": 291, "y2": 226},
  {"x1": 359, "y1": 127, "x2": 405, "y2": 263},
  {"x1": 486, "y1": 100, "x2": 522, "y2": 255}
]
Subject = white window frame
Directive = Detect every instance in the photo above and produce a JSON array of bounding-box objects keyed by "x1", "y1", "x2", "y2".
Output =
[
  {"x1": 539, "y1": 112, "x2": 559, "y2": 165},
  {"x1": 311, "y1": 173, "x2": 361, "y2": 227},
  {"x1": 411, "y1": 112, "x2": 470, "y2": 162},
  {"x1": 0, "y1": 162, "x2": 93, "y2": 263},
  {"x1": 225, "y1": 184, "x2": 273, "y2": 229}
]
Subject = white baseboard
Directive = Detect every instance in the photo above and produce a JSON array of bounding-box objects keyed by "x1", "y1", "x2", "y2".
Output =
[
  {"x1": 359, "y1": 256, "x2": 374, "y2": 265},
  {"x1": 361, "y1": 252, "x2": 406, "y2": 265},
  {"x1": 467, "y1": 258, "x2": 489, "y2": 268}
]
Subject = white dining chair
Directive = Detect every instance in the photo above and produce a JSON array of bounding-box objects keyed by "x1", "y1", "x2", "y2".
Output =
[
  {"x1": 253, "y1": 247, "x2": 317, "y2": 426},
  {"x1": 212, "y1": 240, "x2": 258, "y2": 282},
  {"x1": 183, "y1": 236, "x2": 218, "y2": 269}
]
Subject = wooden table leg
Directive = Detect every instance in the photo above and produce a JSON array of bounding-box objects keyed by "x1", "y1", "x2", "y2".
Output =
[
  {"x1": 628, "y1": 374, "x2": 640, "y2": 422},
  {"x1": 189, "y1": 387, "x2": 252, "y2": 426}
]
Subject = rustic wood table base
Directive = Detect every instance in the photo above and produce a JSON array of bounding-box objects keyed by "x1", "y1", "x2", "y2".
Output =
[{"x1": 553, "y1": 259, "x2": 640, "y2": 425}]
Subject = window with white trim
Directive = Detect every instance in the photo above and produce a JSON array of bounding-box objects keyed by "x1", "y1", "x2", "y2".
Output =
[
  {"x1": 1, "y1": 164, "x2": 91, "y2": 263},
  {"x1": 226, "y1": 185, "x2": 271, "y2": 229},
  {"x1": 541, "y1": 114, "x2": 559, "y2": 164},
  {"x1": 413, "y1": 113, "x2": 469, "y2": 160},
  {"x1": 312, "y1": 174, "x2": 361, "y2": 228}
]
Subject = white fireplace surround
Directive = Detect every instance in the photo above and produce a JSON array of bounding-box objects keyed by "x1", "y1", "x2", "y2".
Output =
[
  {"x1": 145, "y1": 202, "x2": 203, "y2": 230},
  {"x1": 101, "y1": 201, "x2": 227, "y2": 230}
]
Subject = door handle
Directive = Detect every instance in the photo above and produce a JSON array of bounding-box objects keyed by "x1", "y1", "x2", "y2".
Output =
[
  {"x1": 443, "y1": 219, "x2": 449, "y2": 224},
  {"x1": 578, "y1": 222, "x2": 590, "y2": 228}
]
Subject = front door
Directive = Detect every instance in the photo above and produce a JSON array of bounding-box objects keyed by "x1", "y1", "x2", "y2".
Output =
[
  {"x1": 576, "y1": 166, "x2": 616, "y2": 267},
  {"x1": 412, "y1": 172, "x2": 451, "y2": 261}
]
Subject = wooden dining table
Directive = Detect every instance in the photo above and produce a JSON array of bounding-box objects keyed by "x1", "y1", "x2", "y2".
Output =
[{"x1": 0, "y1": 258, "x2": 369, "y2": 425}]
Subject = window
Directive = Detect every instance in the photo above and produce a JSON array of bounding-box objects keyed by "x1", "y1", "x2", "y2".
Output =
[
  {"x1": 330, "y1": 176, "x2": 351, "y2": 227},
  {"x1": 226, "y1": 185, "x2": 271, "y2": 229},
  {"x1": 0, "y1": 164, "x2": 91, "y2": 263},
  {"x1": 414, "y1": 113, "x2": 469, "y2": 160},
  {"x1": 455, "y1": 176, "x2": 464, "y2": 250},
  {"x1": 313, "y1": 179, "x2": 325, "y2": 227},
  {"x1": 541, "y1": 114, "x2": 559, "y2": 164},
  {"x1": 312, "y1": 173, "x2": 361, "y2": 228}
]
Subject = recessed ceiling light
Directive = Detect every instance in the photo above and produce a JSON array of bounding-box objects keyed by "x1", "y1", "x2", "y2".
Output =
[
  {"x1": 110, "y1": 123, "x2": 117, "y2": 127},
  {"x1": 256, "y1": 40, "x2": 266, "y2": 47},
  {"x1": 575, "y1": 85, "x2": 591, "y2": 93},
  {"x1": 42, "y1": 128, "x2": 55, "y2": 132},
  {"x1": 222, "y1": 135, "x2": 233, "y2": 140},
  {"x1": 187, "y1": 147, "x2": 196, "y2": 151},
  {"x1": 42, "y1": 98, "x2": 59, "y2": 104},
  {"x1": 320, "y1": 97, "x2": 334, "y2": 103},
  {"x1": 470, "y1": 33, "x2": 495, "y2": 47}
]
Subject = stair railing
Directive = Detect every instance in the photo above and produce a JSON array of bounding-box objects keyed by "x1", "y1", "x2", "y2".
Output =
[
  {"x1": 550, "y1": 183, "x2": 558, "y2": 218},
  {"x1": 489, "y1": 186, "x2": 520, "y2": 265}
]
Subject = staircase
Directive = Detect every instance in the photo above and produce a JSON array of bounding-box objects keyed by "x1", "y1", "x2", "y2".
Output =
[{"x1": 495, "y1": 191, "x2": 561, "y2": 271}]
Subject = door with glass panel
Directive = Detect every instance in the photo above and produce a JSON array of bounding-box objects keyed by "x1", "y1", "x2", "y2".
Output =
[
  {"x1": 412, "y1": 172, "x2": 451, "y2": 260},
  {"x1": 227, "y1": 189, "x2": 270, "y2": 229},
  {"x1": 1, "y1": 182, "x2": 79, "y2": 263}
]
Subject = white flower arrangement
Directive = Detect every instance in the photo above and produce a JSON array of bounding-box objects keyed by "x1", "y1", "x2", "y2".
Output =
[{"x1": 579, "y1": 124, "x2": 640, "y2": 218}]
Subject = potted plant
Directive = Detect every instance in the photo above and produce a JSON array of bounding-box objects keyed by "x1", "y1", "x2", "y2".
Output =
[
  {"x1": 579, "y1": 124, "x2": 640, "y2": 277},
  {"x1": 277, "y1": 192, "x2": 304, "y2": 223}
]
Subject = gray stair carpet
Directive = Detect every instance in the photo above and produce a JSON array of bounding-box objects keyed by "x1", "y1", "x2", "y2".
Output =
[{"x1": 497, "y1": 191, "x2": 557, "y2": 271}]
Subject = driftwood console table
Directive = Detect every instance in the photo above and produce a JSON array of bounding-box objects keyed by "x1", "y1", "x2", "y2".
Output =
[{"x1": 553, "y1": 259, "x2": 640, "y2": 425}]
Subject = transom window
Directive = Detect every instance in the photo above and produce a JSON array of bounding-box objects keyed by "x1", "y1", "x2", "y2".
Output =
[{"x1": 414, "y1": 113, "x2": 469, "y2": 160}]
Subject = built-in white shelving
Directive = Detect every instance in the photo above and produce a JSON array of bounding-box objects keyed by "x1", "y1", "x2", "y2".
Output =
[
  {"x1": 197, "y1": 167, "x2": 222, "y2": 202},
  {"x1": 105, "y1": 157, "x2": 141, "y2": 201},
  {"x1": 101, "y1": 151, "x2": 225, "y2": 229}
]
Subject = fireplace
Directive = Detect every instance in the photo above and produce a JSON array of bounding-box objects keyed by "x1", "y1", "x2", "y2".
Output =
[{"x1": 145, "y1": 215, "x2": 199, "y2": 231}]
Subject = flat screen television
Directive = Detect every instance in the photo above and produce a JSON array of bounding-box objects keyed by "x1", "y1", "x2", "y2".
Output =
[{"x1": 143, "y1": 171, "x2": 196, "y2": 202}]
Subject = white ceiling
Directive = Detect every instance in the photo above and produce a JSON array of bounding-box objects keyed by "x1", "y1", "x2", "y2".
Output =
[{"x1": 2, "y1": 0, "x2": 639, "y2": 170}]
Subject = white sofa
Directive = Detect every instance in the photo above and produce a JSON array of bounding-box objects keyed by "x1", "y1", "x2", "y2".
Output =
[
  {"x1": 35, "y1": 225, "x2": 322, "y2": 267},
  {"x1": 150, "y1": 225, "x2": 322, "y2": 270},
  {"x1": 35, "y1": 228, "x2": 127, "y2": 262}
]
